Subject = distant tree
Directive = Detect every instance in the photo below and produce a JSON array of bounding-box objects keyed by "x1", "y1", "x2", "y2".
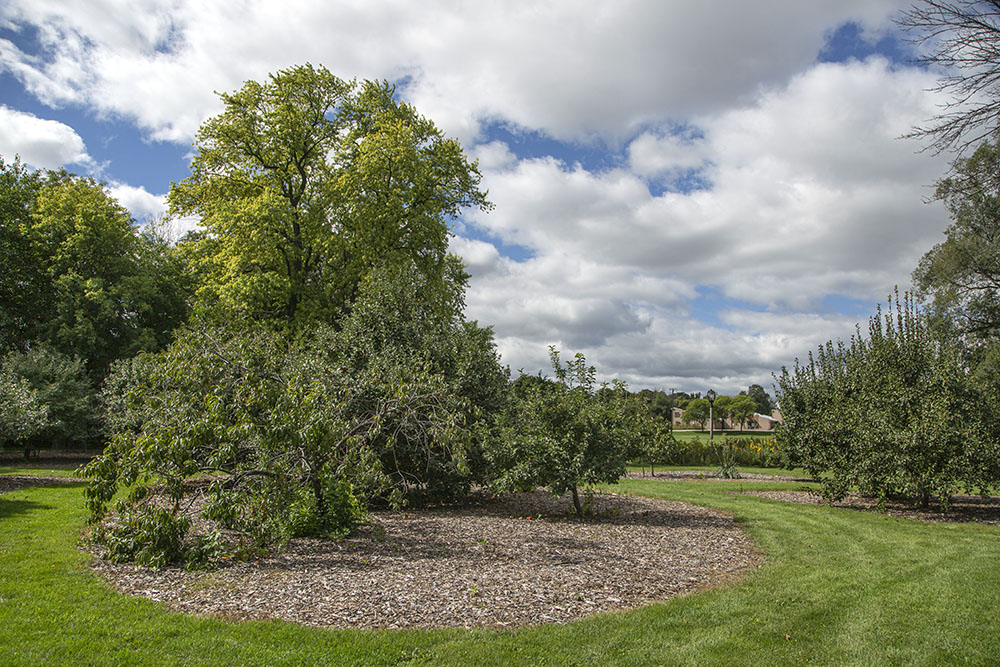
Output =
[
  {"x1": 1, "y1": 346, "x2": 100, "y2": 453},
  {"x1": 0, "y1": 366, "x2": 48, "y2": 453},
  {"x1": 682, "y1": 398, "x2": 710, "y2": 429},
  {"x1": 728, "y1": 394, "x2": 758, "y2": 430},
  {"x1": 712, "y1": 395, "x2": 733, "y2": 429},
  {"x1": 747, "y1": 384, "x2": 774, "y2": 415},
  {"x1": 898, "y1": 1, "x2": 1000, "y2": 154},
  {"x1": 634, "y1": 388, "x2": 673, "y2": 421},
  {"x1": 0, "y1": 160, "x2": 190, "y2": 381}
]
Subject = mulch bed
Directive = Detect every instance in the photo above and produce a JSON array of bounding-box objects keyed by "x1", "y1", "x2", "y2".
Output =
[
  {"x1": 88, "y1": 490, "x2": 761, "y2": 630},
  {"x1": 626, "y1": 470, "x2": 813, "y2": 482},
  {"x1": 739, "y1": 490, "x2": 1000, "y2": 526},
  {"x1": 0, "y1": 475, "x2": 84, "y2": 494}
]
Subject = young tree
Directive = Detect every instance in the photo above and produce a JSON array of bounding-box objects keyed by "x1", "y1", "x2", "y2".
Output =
[
  {"x1": 489, "y1": 348, "x2": 631, "y2": 515},
  {"x1": 776, "y1": 293, "x2": 999, "y2": 507},
  {"x1": 621, "y1": 395, "x2": 675, "y2": 476},
  {"x1": 168, "y1": 64, "x2": 490, "y2": 331}
]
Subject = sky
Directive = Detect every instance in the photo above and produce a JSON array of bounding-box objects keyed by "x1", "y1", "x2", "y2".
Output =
[{"x1": 0, "y1": 1, "x2": 959, "y2": 397}]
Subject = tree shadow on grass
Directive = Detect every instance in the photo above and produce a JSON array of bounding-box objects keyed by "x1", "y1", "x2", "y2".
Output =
[{"x1": 0, "y1": 496, "x2": 53, "y2": 519}]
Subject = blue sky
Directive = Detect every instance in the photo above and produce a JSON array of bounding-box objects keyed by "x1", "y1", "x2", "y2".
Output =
[{"x1": 0, "y1": 1, "x2": 955, "y2": 395}]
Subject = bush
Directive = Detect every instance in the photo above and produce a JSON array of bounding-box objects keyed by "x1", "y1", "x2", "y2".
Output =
[
  {"x1": 668, "y1": 435, "x2": 782, "y2": 468},
  {"x1": 776, "y1": 294, "x2": 1000, "y2": 507},
  {"x1": 83, "y1": 317, "x2": 472, "y2": 565},
  {"x1": 0, "y1": 345, "x2": 101, "y2": 453}
]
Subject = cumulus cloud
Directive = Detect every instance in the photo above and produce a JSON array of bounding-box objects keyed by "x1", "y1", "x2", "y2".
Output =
[
  {"x1": 0, "y1": 106, "x2": 94, "y2": 170},
  {"x1": 106, "y1": 181, "x2": 166, "y2": 222},
  {"x1": 1, "y1": 0, "x2": 908, "y2": 145},
  {"x1": 1, "y1": 0, "x2": 954, "y2": 392},
  {"x1": 451, "y1": 57, "x2": 952, "y2": 391}
]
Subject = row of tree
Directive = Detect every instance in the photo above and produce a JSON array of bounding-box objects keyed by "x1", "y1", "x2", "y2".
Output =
[
  {"x1": 776, "y1": 1, "x2": 1000, "y2": 507},
  {"x1": 0, "y1": 64, "x2": 683, "y2": 568}
]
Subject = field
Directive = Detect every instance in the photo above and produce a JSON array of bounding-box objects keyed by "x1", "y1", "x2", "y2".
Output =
[{"x1": 2, "y1": 466, "x2": 998, "y2": 665}]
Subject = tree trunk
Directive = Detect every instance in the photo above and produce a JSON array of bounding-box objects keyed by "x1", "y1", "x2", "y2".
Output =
[
  {"x1": 312, "y1": 475, "x2": 326, "y2": 519},
  {"x1": 570, "y1": 485, "x2": 582, "y2": 515}
]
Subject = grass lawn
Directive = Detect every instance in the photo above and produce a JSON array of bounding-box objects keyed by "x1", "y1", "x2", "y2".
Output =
[
  {"x1": 0, "y1": 465, "x2": 81, "y2": 478},
  {"x1": 626, "y1": 465, "x2": 812, "y2": 478},
  {"x1": 672, "y1": 430, "x2": 776, "y2": 444},
  {"x1": 2, "y1": 470, "x2": 998, "y2": 665}
]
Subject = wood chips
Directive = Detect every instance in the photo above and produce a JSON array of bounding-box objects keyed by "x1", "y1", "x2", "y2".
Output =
[{"x1": 89, "y1": 490, "x2": 761, "y2": 629}]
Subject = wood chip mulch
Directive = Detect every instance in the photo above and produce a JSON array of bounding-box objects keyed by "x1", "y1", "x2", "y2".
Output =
[
  {"x1": 89, "y1": 490, "x2": 761, "y2": 629},
  {"x1": 0, "y1": 475, "x2": 84, "y2": 493},
  {"x1": 739, "y1": 490, "x2": 1000, "y2": 526},
  {"x1": 626, "y1": 470, "x2": 813, "y2": 482}
]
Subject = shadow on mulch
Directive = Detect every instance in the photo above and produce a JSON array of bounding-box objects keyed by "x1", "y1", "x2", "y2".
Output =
[
  {"x1": 401, "y1": 490, "x2": 741, "y2": 531},
  {"x1": 738, "y1": 489, "x2": 1000, "y2": 526}
]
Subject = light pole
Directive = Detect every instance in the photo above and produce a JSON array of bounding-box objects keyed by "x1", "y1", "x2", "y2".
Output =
[{"x1": 706, "y1": 389, "x2": 716, "y2": 449}]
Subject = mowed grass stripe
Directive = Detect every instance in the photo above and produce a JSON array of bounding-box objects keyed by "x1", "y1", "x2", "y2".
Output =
[{"x1": 1, "y1": 476, "x2": 998, "y2": 665}]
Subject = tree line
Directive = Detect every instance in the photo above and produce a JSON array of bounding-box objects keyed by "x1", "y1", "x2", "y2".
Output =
[{"x1": 0, "y1": 64, "x2": 686, "y2": 568}]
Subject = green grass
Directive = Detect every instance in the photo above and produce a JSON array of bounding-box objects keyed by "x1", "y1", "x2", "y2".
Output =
[
  {"x1": 672, "y1": 430, "x2": 776, "y2": 445},
  {"x1": 627, "y1": 464, "x2": 811, "y2": 477},
  {"x1": 0, "y1": 465, "x2": 81, "y2": 477},
  {"x1": 2, "y1": 468, "x2": 998, "y2": 665}
]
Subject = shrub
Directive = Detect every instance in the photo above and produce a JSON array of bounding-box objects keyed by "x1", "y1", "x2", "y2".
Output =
[
  {"x1": 776, "y1": 293, "x2": 1000, "y2": 507},
  {"x1": 1, "y1": 345, "x2": 101, "y2": 453}
]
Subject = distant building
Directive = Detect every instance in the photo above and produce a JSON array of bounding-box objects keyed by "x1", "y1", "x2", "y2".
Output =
[{"x1": 751, "y1": 411, "x2": 783, "y2": 431}]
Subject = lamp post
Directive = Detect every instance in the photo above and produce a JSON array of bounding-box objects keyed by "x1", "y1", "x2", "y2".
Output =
[{"x1": 706, "y1": 389, "x2": 716, "y2": 449}]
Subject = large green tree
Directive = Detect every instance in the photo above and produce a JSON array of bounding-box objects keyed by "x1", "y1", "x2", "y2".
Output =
[
  {"x1": 0, "y1": 159, "x2": 190, "y2": 381},
  {"x1": 915, "y1": 138, "x2": 1000, "y2": 340},
  {"x1": 168, "y1": 64, "x2": 490, "y2": 331}
]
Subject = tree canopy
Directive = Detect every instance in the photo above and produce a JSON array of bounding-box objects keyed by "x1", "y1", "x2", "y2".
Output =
[
  {"x1": 0, "y1": 158, "x2": 189, "y2": 381},
  {"x1": 776, "y1": 294, "x2": 999, "y2": 507},
  {"x1": 915, "y1": 138, "x2": 1000, "y2": 341},
  {"x1": 168, "y1": 63, "x2": 490, "y2": 331}
]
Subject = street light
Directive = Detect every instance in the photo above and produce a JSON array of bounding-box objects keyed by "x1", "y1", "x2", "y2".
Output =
[{"x1": 706, "y1": 389, "x2": 716, "y2": 449}]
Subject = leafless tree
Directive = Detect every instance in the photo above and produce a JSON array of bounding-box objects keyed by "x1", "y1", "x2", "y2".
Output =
[{"x1": 898, "y1": 1, "x2": 1000, "y2": 154}]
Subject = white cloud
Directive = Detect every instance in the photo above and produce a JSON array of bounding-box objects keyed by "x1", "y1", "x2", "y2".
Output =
[
  {"x1": 106, "y1": 181, "x2": 166, "y2": 222},
  {"x1": 0, "y1": 106, "x2": 94, "y2": 170},
  {"x1": 0, "y1": 0, "x2": 954, "y2": 391},
  {"x1": 0, "y1": 0, "x2": 909, "y2": 145},
  {"x1": 453, "y1": 57, "x2": 952, "y2": 390}
]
